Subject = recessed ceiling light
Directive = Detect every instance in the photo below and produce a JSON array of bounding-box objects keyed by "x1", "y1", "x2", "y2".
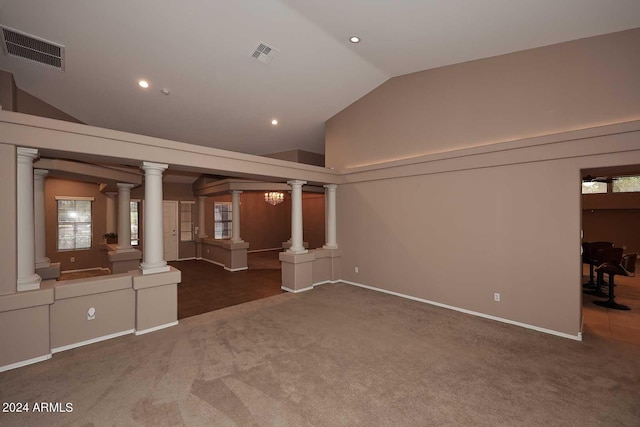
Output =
[
  {"x1": 160, "y1": 88, "x2": 170, "y2": 96},
  {"x1": 271, "y1": 119, "x2": 279, "y2": 125},
  {"x1": 138, "y1": 80, "x2": 149, "y2": 88},
  {"x1": 349, "y1": 36, "x2": 360, "y2": 43}
]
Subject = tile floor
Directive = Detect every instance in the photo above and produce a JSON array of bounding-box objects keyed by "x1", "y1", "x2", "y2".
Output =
[{"x1": 582, "y1": 262, "x2": 640, "y2": 346}]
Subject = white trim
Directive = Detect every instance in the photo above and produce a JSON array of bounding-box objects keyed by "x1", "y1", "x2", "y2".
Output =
[
  {"x1": 176, "y1": 257, "x2": 196, "y2": 261},
  {"x1": 198, "y1": 257, "x2": 247, "y2": 272},
  {"x1": 135, "y1": 321, "x2": 179, "y2": 336},
  {"x1": 225, "y1": 266, "x2": 248, "y2": 272},
  {"x1": 312, "y1": 280, "x2": 339, "y2": 287},
  {"x1": 247, "y1": 247, "x2": 282, "y2": 253},
  {"x1": 60, "y1": 267, "x2": 110, "y2": 274},
  {"x1": 340, "y1": 280, "x2": 583, "y2": 341},
  {"x1": 163, "y1": 200, "x2": 179, "y2": 262},
  {"x1": 55, "y1": 196, "x2": 95, "y2": 201},
  {"x1": 51, "y1": 329, "x2": 134, "y2": 354},
  {"x1": 0, "y1": 353, "x2": 51, "y2": 373},
  {"x1": 281, "y1": 285, "x2": 313, "y2": 293}
]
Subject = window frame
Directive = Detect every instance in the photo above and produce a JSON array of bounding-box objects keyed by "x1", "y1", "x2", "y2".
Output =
[
  {"x1": 130, "y1": 199, "x2": 141, "y2": 246},
  {"x1": 180, "y1": 200, "x2": 195, "y2": 242},
  {"x1": 56, "y1": 196, "x2": 94, "y2": 251},
  {"x1": 214, "y1": 201, "x2": 232, "y2": 240}
]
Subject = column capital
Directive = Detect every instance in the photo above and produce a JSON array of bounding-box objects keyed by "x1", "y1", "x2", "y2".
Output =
[
  {"x1": 17, "y1": 147, "x2": 39, "y2": 163},
  {"x1": 34, "y1": 169, "x2": 49, "y2": 178},
  {"x1": 117, "y1": 182, "x2": 136, "y2": 190},
  {"x1": 105, "y1": 191, "x2": 118, "y2": 198},
  {"x1": 323, "y1": 184, "x2": 337, "y2": 190},
  {"x1": 141, "y1": 161, "x2": 168, "y2": 173},
  {"x1": 287, "y1": 180, "x2": 307, "y2": 187},
  {"x1": 229, "y1": 190, "x2": 243, "y2": 195},
  {"x1": 198, "y1": 195, "x2": 208, "y2": 200}
]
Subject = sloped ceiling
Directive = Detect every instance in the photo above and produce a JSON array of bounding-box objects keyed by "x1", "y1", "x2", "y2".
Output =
[{"x1": 1, "y1": 1, "x2": 639, "y2": 156}]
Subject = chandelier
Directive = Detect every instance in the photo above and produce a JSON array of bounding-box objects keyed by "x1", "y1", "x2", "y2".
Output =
[{"x1": 264, "y1": 192, "x2": 284, "y2": 206}]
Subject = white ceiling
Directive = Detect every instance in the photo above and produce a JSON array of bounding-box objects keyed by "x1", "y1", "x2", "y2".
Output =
[{"x1": 1, "y1": 1, "x2": 639, "y2": 157}]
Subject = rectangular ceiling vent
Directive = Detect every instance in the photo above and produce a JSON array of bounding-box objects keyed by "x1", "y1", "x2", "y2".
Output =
[
  {"x1": 251, "y1": 42, "x2": 278, "y2": 64},
  {"x1": 0, "y1": 25, "x2": 65, "y2": 71}
]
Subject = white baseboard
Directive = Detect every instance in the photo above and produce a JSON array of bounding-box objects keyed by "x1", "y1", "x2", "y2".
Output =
[
  {"x1": 225, "y1": 266, "x2": 248, "y2": 272},
  {"x1": 176, "y1": 257, "x2": 196, "y2": 261},
  {"x1": 281, "y1": 285, "x2": 313, "y2": 293},
  {"x1": 340, "y1": 280, "x2": 583, "y2": 342},
  {"x1": 135, "y1": 321, "x2": 179, "y2": 336},
  {"x1": 51, "y1": 329, "x2": 135, "y2": 354},
  {"x1": 0, "y1": 353, "x2": 52, "y2": 373},
  {"x1": 312, "y1": 280, "x2": 339, "y2": 287},
  {"x1": 247, "y1": 248, "x2": 282, "y2": 253},
  {"x1": 198, "y1": 257, "x2": 248, "y2": 272}
]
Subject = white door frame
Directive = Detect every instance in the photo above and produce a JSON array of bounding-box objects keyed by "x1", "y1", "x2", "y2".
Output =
[{"x1": 163, "y1": 200, "x2": 179, "y2": 262}]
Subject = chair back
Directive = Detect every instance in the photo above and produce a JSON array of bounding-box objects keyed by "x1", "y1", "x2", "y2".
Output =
[
  {"x1": 586, "y1": 241, "x2": 614, "y2": 260},
  {"x1": 596, "y1": 247, "x2": 623, "y2": 265},
  {"x1": 622, "y1": 253, "x2": 638, "y2": 275}
]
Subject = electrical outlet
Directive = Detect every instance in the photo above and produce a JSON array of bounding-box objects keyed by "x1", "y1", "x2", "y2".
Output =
[
  {"x1": 355, "y1": 267, "x2": 359, "y2": 273},
  {"x1": 70, "y1": 257, "x2": 75, "y2": 263},
  {"x1": 494, "y1": 293, "x2": 501, "y2": 302},
  {"x1": 207, "y1": 249, "x2": 210, "y2": 254}
]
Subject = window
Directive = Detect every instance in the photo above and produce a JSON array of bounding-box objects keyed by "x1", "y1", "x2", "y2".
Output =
[
  {"x1": 57, "y1": 197, "x2": 93, "y2": 250},
  {"x1": 214, "y1": 202, "x2": 232, "y2": 239},
  {"x1": 131, "y1": 200, "x2": 140, "y2": 246},
  {"x1": 180, "y1": 201, "x2": 195, "y2": 241},
  {"x1": 613, "y1": 176, "x2": 640, "y2": 193},
  {"x1": 581, "y1": 182, "x2": 607, "y2": 194}
]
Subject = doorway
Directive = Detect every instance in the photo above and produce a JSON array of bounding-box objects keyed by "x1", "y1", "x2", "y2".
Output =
[{"x1": 163, "y1": 200, "x2": 179, "y2": 261}]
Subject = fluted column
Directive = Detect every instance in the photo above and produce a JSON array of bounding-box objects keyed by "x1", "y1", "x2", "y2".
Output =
[
  {"x1": 116, "y1": 183, "x2": 135, "y2": 253},
  {"x1": 17, "y1": 147, "x2": 41, "y2": 291},
  {"x1": 105, "y1": 192, "x2": 117, "y2": 235},
  {"x1": 140, "y1": 162, "x2": 170, "y2": 275},
  {"x1": 323, "y1": 184, "x2": 338, "y2": 249},
  {"x1": 230, "y1": 190, "x2": 243, "y2": 243},
  {"x1": 34, "y1": 169, "x2": 50, "y2": 268},
  {"x1": 287, "y1": 180, "x2": 307, "y2": 254},
  {"x1": 198, "y1": 196, "x2": 208, "y2": 238}
]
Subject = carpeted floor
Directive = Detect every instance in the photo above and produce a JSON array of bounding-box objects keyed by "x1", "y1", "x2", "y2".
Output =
[{"x1": 1, "y1": 283, "x2": 639, "y2": 426}]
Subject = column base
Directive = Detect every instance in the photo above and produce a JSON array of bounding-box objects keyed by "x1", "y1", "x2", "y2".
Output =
[
  {"x1": 287, "y1": 248, "x2": 309, "y2": 254},
  {"x1": 115, "y1": 246, "x2": 137, "y2": 254},
  {"x1": 322, "y1": 244, "x2": 338, "y2": 250},
  {"x1": 140, "y1": 262, "x2": 171, "y2": 275},
  {"x1": 17, "y1": 273, "x2": 42, "y2": 292},
  {"x1": 36, "y1": 262, "x2": 61, "y2": 280},
  {"x1": 279, "y1": 251, "x2": 315, "y2": 292}
]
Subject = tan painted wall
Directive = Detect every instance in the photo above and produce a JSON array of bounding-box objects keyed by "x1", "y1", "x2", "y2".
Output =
[
  {"x1": 16, "y1": 89, "x2": 83, "y2": 124},
  {"x1": 326, "y1": 28, "x2": 640, "y2": 170},
  {"x1": 0, "y1": 144, "x2": 16, "y2": 295},
  {"x1": 0, "y1": 70, "x2": 17, "y2": 112},
  {"x1": 335, "y1": 128, "x2": 640, "y2": 337},
  {"x1": 582, "y1": 192, "x2": 640, "y2": 253},
  {"x1": 45, "y1": 177, "x2": 108, "y2": 271}
]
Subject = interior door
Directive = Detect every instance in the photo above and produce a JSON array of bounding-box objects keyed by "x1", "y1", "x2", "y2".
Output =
[{"x1": 163, "y1": 201, "x2": 179, "y2": 261}]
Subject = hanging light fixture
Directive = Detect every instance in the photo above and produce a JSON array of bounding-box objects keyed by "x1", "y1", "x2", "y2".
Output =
[{"x1": 264, "y1": 192, "x2": 284, "y2": 206}]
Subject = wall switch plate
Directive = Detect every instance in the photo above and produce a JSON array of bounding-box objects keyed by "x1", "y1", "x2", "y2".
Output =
[
  {"x1": 355, "y1": 267, "x2": 359, "y2": 273},
  {"x1": 494, "y1": 293, "x2": 501, "y2": 302},
  {"x1": 87, "y1": 307, "x2": 96, "y2": 320},
  {"x1": 70, "y1": 257, "x2": 75, "y2": 263}
]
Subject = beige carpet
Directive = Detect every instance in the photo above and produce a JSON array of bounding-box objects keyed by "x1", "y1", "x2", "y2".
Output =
[{"x1": 1, "y1": 283, "x2": 639, "y2": 426}]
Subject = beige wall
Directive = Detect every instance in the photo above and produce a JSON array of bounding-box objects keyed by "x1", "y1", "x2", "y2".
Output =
[
  {"x1": 336, "y1": 132, "x2": 640, "y2": 337},
  {"x1": 326, "y1": 28, "x2": 640, "y2": 170},
  {"x1": 0, "y1": 70, "x2": 17, "y2": 112},
  {"x1": 0, "y1": 144, "x2": 16, "y2": 295},
  {"x1": 582, "y1": 191, "x2": 640, "y2": 253},
  {"x1": 45, "y1": 177, "x2": 108, "y2": 271},
  {"x1": 16, "y1": 89, "x2": 83, "y2": 124}
]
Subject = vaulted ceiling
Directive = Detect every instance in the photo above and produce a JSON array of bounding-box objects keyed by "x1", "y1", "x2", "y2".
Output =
[{"x1": 1, "y1": 1, "x2": 639, "y2": 156}]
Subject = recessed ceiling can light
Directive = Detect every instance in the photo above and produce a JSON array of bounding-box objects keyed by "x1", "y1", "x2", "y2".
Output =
[
  {"x1": 349, "y1": 36, "x2": 360, "y2": 43},
  {"x1": 160, "y1": 88, "x2": 170, "y2": 96},
  {"x1": 271, "y1": 119, "x2": 279, "y2": 125},
  {"x1": 138, "y1": 80, "x2": 149, "y2": 88}
]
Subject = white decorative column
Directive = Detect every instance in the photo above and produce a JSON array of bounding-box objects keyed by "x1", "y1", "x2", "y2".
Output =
[
  {"x1": 105, "y1": 191, "x2": 117, "y2": 235},
  {"x1": 140, "y1": 162, "x2": 170, "y2": 275},
  {"x1": 323, "y1": 184, "x2": 338, "y2": 249},
  {"x1": 116, "y1": 183, "x2": 135, "y2": 253},
  {"x1": 287, "y1": 180, "x2": 307, "y2": 254},
  {"x1": 230, "y1": 190, "x2": 243, "y2": 243},
  {"x1": 17, "y1": 147, "x2": 41, "y2": 291},
  {"x1": 34, "y1": 169, "x2": 50, "y2": 268},
  {"x1": 198, "y1": 196, "x2": 208, "y2": 238}
]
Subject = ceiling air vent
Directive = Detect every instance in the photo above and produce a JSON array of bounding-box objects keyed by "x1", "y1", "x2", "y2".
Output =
[
  {"x1": 0, "y1": 25, "x2": 65, "y2": 71},
  {"x1": 251, "y1": 42, "x2": 278, "y2": 64}
]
